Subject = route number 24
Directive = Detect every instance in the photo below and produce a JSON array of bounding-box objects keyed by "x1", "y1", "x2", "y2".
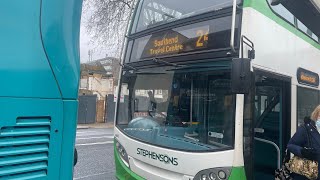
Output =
[{"x1": 196, "y1": 29, "x2": 209, "y2": 48}]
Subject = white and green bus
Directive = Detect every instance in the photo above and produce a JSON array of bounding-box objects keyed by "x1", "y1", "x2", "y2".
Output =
[{"x1": 114, "y1": 0, "x2": 320, "y2": 179}]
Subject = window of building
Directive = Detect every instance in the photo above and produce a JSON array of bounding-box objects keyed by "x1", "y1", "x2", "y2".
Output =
[
  {"x1": 80, "y1": 79, "x2": 88, "y2": 89},
  {"x1": 156, "y1": 90, "x2": 163, "y2": 95},
  {"x1": 109, "y1": 81, "x2": 113, "y2": 89}
]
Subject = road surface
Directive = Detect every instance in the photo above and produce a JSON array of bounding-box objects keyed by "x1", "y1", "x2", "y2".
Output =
[{"x1": 73, "y1": 127, "x2": 116, "y2": 180}]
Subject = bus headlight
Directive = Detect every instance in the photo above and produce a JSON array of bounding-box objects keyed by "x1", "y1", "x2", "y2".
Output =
[
  {"x1": 115, "y1": 139, "x2": 130, "y2": 167},
  {"x1": 201, "y1": 174, "x2": 207, "y2": 180},
  {"x1": 195, "y1": 167, "x2": 231, "y2": 180},
  {"x1": 218, "y1": 170, "x2": 227, "y2": 179},
  {"x1": 209, "y1": 172, "x2": 217, "y2": 180}
]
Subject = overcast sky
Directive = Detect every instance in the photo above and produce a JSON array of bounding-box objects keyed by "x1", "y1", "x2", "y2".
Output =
[
  {"x1": 80, "y1": 1, "x2": 125, "y2": 63},
  {"x1": 80, "y1": 22, "x2": 106, "y2": 63},
  {"x1": 79, "y1": 4, "x2": 107, "y2": 63}
]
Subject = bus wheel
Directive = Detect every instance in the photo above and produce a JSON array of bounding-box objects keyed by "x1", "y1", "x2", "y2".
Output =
[{"x1": 74, "y1": 148, "x2": 78, "y2": 166}]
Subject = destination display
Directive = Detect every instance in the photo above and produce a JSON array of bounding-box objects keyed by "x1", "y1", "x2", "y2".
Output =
[
  {"x1": 297, "y1": 68, "x2": 319, "y2": 87},
  {"x1": 129, "y1": 16, "x2": 236, "y2": 62},
  {"x1": 147, "y1": 26, "x2": 209, "y2": 57}
]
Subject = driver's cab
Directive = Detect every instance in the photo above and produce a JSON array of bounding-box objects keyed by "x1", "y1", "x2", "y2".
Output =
[{"x1": 119, "y1": 61, "x2": 236, "y2": 151}]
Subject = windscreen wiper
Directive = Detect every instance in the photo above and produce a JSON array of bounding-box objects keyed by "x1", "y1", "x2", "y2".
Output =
[
  {"x1": 119, "y1": 63, "x2": 138, "y2": 71},
  {"x1": 166, "y1": 64, "x2": 229, "y2": 72},
  {"x1": 152, "y1": 58, "x2": 185, "y2": 68},
  {"x1": 177, "y1": 64, "x2": 228, "y2": 69}
]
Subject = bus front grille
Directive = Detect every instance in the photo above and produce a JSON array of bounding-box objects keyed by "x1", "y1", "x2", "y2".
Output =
[{"x1": 0, "y1": 117, "x2": 51, "y2": 179}]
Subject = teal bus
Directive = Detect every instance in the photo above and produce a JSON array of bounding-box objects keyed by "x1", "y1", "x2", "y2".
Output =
[
  {"x1": 0, "y1": 0, "x2": 82, "y2": 179},
  {"x1": 114, "y1": 0, "x2": 320, "y2": 179}
]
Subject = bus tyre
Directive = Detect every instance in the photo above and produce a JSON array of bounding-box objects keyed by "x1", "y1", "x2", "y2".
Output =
[{"x1": 74, "y1": 148, "x2": 78, "y2": 166}]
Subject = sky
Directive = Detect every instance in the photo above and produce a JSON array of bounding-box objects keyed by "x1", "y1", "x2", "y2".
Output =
[
  {"x1": 80, "y1": 20, "x2": 106, "y2": 63},
  {"x1": 79, "y1": 3, "x2": 107, "y2": 64},
  {"x1": 80, "y1": 1, "x2": 124, "y2": 63}
]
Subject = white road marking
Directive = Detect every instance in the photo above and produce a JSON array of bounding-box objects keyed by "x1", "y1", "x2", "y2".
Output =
[
  {"x1": 75, "y1": 141, "x2": 113, "y2": 146},
  {"x1": 73, "y1": 171, "x2": 113, "y2": 180},
  {"x1": 76, "y1": 131, "x2": 103, "y2": 134},
  {"x1": 76, "y1": 133, "x2": 113, "y2": 137},
  {"x1": 76, "y1": 136, "x2": 114, "y2": 140}
]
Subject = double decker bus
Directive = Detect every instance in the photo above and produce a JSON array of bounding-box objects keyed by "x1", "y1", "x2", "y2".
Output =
[
  {"x1": 114, "y1": 0, "x2": 320, "y2": 179},
  {"x1": 0, "y1": 0, "x2": 82, "y2": 179}
]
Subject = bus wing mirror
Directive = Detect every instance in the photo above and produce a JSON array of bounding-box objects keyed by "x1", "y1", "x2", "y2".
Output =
[{"x1": 231, "y1": 58, "x2": 252, "y2": 94}]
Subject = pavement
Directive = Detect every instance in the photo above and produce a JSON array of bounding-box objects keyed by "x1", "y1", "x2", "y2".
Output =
[{"x1": 73, "y1": 123, "x2": 116, "y2": 180}]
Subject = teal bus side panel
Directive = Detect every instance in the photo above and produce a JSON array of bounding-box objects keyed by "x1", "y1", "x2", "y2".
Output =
[
  {"x1": 40, "y1": 0, "x2": 82, "y2": 177},
  {"x1": 0, "y1": 0, "x2": 61, "y2": 99},
  {"x1": 0, "y1": 0, "x2": 81, "y2": 179},
  {"x1": 59, "y1": 100, "x2": 79, "y2": 180},
  {"x1": 0, "y1": 98, "x2": 64, "y2": 180},
  {"x1": 41, "y1": 0, "x2": 83, "y2": 99}
]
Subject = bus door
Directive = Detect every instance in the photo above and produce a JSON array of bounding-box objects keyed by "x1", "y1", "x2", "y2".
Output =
[{"x1": 243, "y1": 71, "x2": 291, "y2": 180}]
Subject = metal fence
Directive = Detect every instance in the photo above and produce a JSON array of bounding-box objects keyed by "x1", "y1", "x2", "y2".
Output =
[{"x1": 78, "y1": 95, "x2": 97, "y2": 124}]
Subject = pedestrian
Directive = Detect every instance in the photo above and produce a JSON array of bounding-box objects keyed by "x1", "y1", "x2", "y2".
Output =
[{"x1": 287, "y1": 105, "x2": 320, "y2": 180}]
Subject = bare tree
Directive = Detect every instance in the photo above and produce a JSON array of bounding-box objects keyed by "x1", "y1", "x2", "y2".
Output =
[
  {"x1": 83, "y1": 0, "x2": 134, "y2": 58},
  {"x1": 83, "y1": 0, "x2": 179, "y2": 58}
]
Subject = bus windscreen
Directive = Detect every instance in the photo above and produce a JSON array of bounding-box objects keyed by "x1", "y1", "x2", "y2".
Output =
[
  {"x1": 116, "y1": 62, "x2": 235, "y2": 152},
  {"x1": 132, "y1": 0, "x2": 240, "y2": 33}
]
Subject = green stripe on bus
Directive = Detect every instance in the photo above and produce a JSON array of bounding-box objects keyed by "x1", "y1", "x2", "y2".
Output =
[
  {"x1": 114, "y1": 144, "x2": 144, "y2": 180},
  {"x1": 228, "y1": 166, "x2": 247, "y2": 180},
  {"x1": 243, "y1": 0, "x2": 320, "y2": 50}
]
